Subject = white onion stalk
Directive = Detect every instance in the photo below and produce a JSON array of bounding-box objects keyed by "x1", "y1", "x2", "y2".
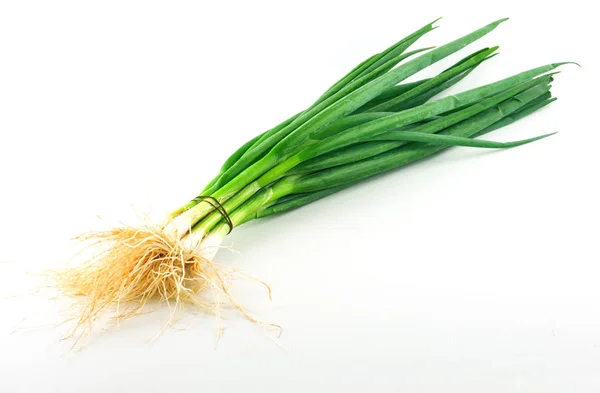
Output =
[{"x1": 196, "y1": 232, "x2": 226, "y2": 261}]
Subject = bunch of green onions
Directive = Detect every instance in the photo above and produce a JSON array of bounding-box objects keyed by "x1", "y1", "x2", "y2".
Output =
[{"x1": 58, "y1": 17, "x2": 571, "y2": 336}]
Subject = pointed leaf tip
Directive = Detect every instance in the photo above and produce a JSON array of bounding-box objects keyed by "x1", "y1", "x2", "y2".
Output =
[
  {"x1": 422, "y1": 17, "x2": 442, "y2": 31},
  {"x1": 482, "y1": 18, "x2": 509, "y2": 31},
  {"x1": 554, "y1": 61, "x2": 580, "y2": 68},
  {"x1": 538, "y1": 131, "x2": 558, "y2": 139},
  {"x1": 534, "y1": 131, "x2": 559, "y2": 142}
]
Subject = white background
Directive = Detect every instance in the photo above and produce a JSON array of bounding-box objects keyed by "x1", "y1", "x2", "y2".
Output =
[{"x1": 1, "y1": 1, "x2": 599, "y2": 392}]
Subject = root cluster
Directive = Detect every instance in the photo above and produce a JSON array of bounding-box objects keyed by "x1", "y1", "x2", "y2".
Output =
[{"x1": 50, "y1": 225, "x2": 272, "y2": 343}]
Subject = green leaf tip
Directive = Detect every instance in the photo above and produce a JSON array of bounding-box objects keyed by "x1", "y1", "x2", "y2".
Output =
[
  {"x1": 421, "y1": 17, "x2": 442, "y2": 32},
  {"x1": 483, "y1": 17, "x2": 509, "y2": 30},
  {"x1": 523, "y1": 131, "x2": 558, "y2": 145},
  {"x1": 471, "y1": 18, "x2": 508, "y2": 36},
  {"x1": 502, "y1": 131, "x2": 558, "y2": 149},
  {"x1": 431, "y1": 17, "x2": 443, "y2": 27},
  {"x1": 537, "y1": 71, "x2": 560, "y2": 83},
  {"x1": 542, "y1": 131, "x2": 558, "y2": 138},
  {"x1": 484, "y1": 46, "x2": 500, "y2": 58},
  {"x1": 553, "y1": 61, "x2": 581, "y2": 68}
]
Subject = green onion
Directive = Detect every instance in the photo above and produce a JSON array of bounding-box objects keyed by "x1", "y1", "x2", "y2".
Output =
[{"x1": 56, "y1": 18, "x2": 573, "y2": 340}]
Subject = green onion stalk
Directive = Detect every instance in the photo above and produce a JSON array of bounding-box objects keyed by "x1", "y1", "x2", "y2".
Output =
[{"x1": 56, "y1": 18, "x2": 573, "y2": 339}]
